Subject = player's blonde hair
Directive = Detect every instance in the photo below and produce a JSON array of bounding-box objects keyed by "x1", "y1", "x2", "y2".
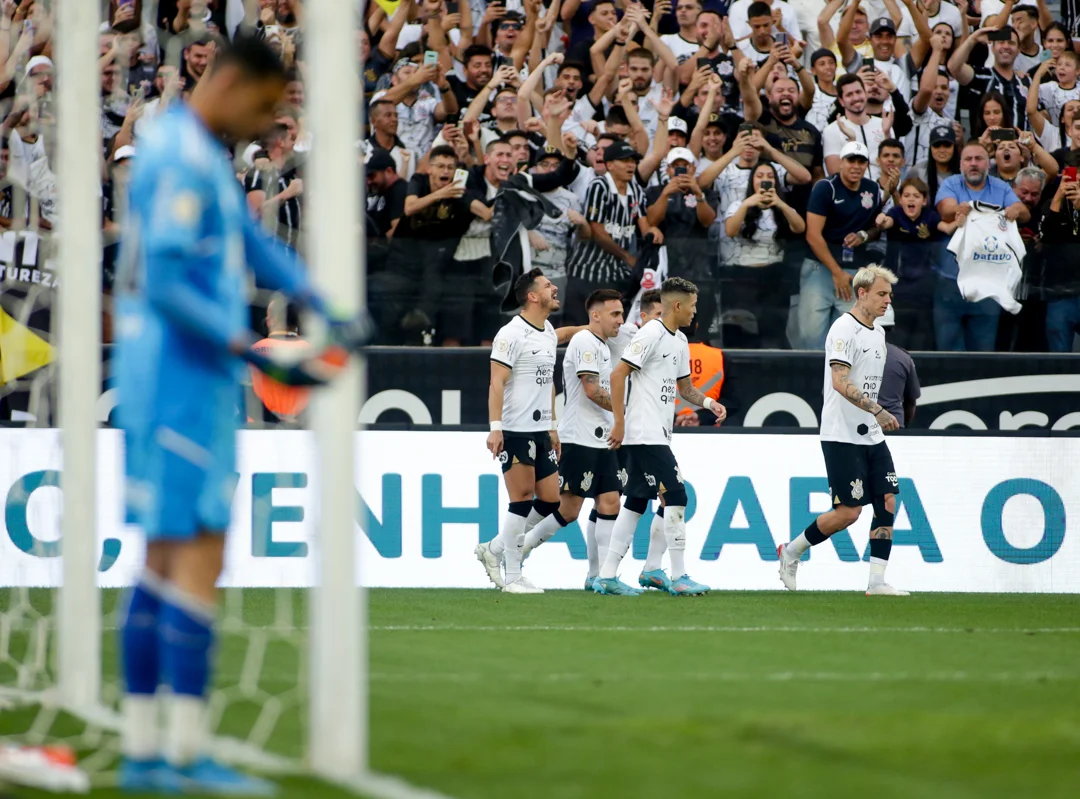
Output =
[{"x1": 852, "y1": 265, "x2": 897, "y2": 298}]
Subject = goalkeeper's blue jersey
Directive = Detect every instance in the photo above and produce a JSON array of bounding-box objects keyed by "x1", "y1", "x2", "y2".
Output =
[{"x1": 114, "y1": 103, "x2": 312, "y2": 537}]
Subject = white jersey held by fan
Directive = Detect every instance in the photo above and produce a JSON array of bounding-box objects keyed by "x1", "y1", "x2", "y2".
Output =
[{"x1": 947, "y1": 204, "x2": 1024, "y2": 314}]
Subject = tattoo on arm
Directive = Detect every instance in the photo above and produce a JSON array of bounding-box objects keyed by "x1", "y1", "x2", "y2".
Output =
[
  {"x1": 871, "y1": 528, "x2": 893, "y2": 539},
  {"x1": 831, "y1": 363, "x2": 880, "y2": 415},
  {"x1": 677, "y1": 377, "x2": 708, "y2": 408},
  {"x1": 582, "y1": 373, "x2": 614, "y2": 411}
]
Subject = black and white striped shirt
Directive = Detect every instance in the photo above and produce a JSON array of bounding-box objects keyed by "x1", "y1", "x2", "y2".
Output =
[
  {"x1": 565, "y1": 173, "x2": 646, "y2": 285},
  {"x1": 242, "y1": 165, "x2": 303, "y2": 249}
]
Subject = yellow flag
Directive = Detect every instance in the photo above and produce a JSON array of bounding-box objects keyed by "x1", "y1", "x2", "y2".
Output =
[
  {"x1": 374, "y1": 0, "x2": 400, "y2": 15},
  {"x1": 0, "y1": 308, "x2": 55, "y2": 384}
]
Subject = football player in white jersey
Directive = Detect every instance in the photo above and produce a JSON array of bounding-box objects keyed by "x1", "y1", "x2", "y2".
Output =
[
  {"x1": 521, "y1": 289, "x2": 633, "y2": 591},
  {"x1": 777, "y1": 265, "x2": 909, "y2": 597},
  {"x1": 596, "y1": 277, "x2": 727, "y2": 596},
  {"x1": 475, "y1": 269, "x2": 577, "y2": 594},
  {"x1": 566, "y1": 289, "x2": 664, "y2": 584}
]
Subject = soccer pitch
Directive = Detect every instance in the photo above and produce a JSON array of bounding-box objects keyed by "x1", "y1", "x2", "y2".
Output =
[{"x1": 7, "y1": 589, "x2": 1080, "y2": 799}]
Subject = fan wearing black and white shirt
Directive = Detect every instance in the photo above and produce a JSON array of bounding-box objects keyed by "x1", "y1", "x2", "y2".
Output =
[
  {"x1": 906, "y1": 35, "x2": 953, "y2": 168},
  {"x1": 597, "y1": 278, "x2": 727, "y2": 597},
  {"x1": 520, "y1": 289, "x2": 627, "y2": 590},
  {"x1": 777, "y1": 266, "x2": 909, "y2": 597},
  {"x1": 476, "y1": 269, "x2": 566, "y2": 595}
]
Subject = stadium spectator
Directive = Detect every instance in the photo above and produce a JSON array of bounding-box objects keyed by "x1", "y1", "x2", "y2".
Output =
[
  {"x1": 801, "y1": 140, "x2": 884, "y2": 349},
  {"x1": 934, "y1": 141, "x2": 1028, "y2": 351},
  {"x1": 1037, "y1": 173, "x2": 1080, "y2": 351}
]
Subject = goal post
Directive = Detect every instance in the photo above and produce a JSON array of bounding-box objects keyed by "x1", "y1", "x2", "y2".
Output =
[
  {"x1": 56, "y1": 0, "x2": 102, "y2": 716},
  {"x1": 306, "y1": 0, "x2": 367, "y2": 784}
]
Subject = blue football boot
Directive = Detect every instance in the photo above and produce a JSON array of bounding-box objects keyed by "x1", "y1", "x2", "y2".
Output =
[
  {"x1": 638, "y1": 569, "x2": 672, "y2": 592},
  {"x1": 668, "y1": 574, "x2": 710, "y2": 596}
]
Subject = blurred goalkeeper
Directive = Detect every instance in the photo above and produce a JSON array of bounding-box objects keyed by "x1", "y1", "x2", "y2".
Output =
[{"x1": 113, "y1": 35, "x2": 367, "y2": 796}]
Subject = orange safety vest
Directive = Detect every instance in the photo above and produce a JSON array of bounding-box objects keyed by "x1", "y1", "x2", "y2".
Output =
[
  {"x1": 675, "y1": 343, "x2": 724, "y2": 417},
  {"x1": 249, "y1": 334, "x2": 312, "y2": 419}
]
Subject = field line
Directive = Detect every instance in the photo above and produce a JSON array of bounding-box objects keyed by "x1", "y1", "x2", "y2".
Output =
[
  {"x1": 346, "y1": 770, "x2": 459, "y2": 799},
  {"x1": 370, "y1": 624, "x2": 1080, "y2": 634},
  {"x1": 368, "y1": 671, "x2": 1080, "y2": 683}
]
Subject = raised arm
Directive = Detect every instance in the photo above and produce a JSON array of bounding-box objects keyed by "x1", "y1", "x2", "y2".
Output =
[
  {"x1": 902, "y1": 0, "x2": 934, "y2": 67},
  {"x1": 912, "y1": 37, "x2": 944, "y2": 114},
  {"x1": 948, "y1": 25, "x2": 992, "y2": 85},
  {"x1": 512, "y1": 0, "x2": 542, "y2": 72},
  {"x1": 379, "y1": 0, "x2": 412, "y2": 60},
  {"x1": 836, "y1": 0, "x2": 862, "y2": 69},
  {"x1": 1028, "y1": 59, "x2": 1052, "y2": 138},
  {"x1": 817, "y1": 0, "x2": 845, "y2": 51},
  {"x1": 697, "y1": 128, "x2": 749, "y2": 189}
]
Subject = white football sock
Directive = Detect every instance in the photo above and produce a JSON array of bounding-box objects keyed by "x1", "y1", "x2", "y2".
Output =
[
  {"x1": 523, "y1": 506, "x2": 544, "y2": 535},
  {"x1": 165, "y1": 694, "x2": 205, "y2": 767},
  {"x1": 786, "y1": 533, "x2": 811, "y2": 558},
  {"x1": 868, "y1": 557, "x2": 887, "y2": 588},
  {"x1": 501, "y1": 511, "x2": 529, "y2": 582},
  {"x1": 665, "y1": 506, "x2": 687, "y2": 578},
  {"x1": 598, "y1": 507, "x2": 641, "y2": 579},
  {"x1": 585, "y1": 514, "x2": 599, "y2": 578},
  {"x1": 595, "y1": 515, "x2": 615, "y2": 573},
  {"x1": 524, "y1": 512, "x2": 564, "y2": 553},
  {"x1": 643, "y1": 513, "x2": 666, "y2": 571},
  {"x1": 122, "y1": 694, "x2": 159, "y2": 761}
]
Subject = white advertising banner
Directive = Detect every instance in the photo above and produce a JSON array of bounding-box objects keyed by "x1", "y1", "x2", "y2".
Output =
[{"x1": 0, "y1": 430, "x2": 1077, "y2": 592}]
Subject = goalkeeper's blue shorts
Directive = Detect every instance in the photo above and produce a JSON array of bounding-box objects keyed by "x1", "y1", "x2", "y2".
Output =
[{"x1": 122, "y1": 378, "x2": 238, "y2": 541}]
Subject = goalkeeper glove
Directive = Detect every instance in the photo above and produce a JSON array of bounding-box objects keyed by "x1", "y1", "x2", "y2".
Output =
[{"x1": 242, "y1": 341, "x2": 349, "y2": 387}]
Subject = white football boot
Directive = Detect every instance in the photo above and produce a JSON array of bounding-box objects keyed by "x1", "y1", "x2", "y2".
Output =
[
  {"x1": 475, "y1": 542, "x2": 505, "y2": 589},
  {"x1": 866, "y1": 583, "x2": 910, "y2": 596},
  {"x1": 777, "y1": 544, "x2": 799, "y2": 591},
  {"x1": 503, "y1": 577, "x2": 544, "y2": 594}
]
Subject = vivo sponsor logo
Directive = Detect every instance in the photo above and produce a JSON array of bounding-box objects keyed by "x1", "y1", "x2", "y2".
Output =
[{"x1": 742, "y1": 375, "x2": 1080, "y2": 430}]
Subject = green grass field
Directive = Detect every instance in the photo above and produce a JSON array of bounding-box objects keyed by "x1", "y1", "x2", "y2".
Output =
[{"x1": 4, "y1": 589, "x2": 1080, "y2": 798}]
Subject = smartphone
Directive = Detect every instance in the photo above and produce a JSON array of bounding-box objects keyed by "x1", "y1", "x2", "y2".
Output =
[
  {"x1": 424, "y1": 50, "x2": 438, "y2": 67},
  {"x1": 867, "y1": 62, "x2": 878, "y2": 73},
  {"x1": 760, "y1": 179, "x2": 774, "y2": 191},
  {"x1": 1065, "y1": 166, "x2": 1078, "y2": 182},
  {"x1": 990, "y1": 128, "x2": 1018, "y2": 141},
  {"x1": 697, "y1": 57, "x2": 712, "y2": 71},
  {"x1": 453, "y1": 168, "x2": 469, "y2": 189},
  {"x1": 444, "y1": 112, "x2": 460, "y2": 125},
  {"x1": 988, "y1": 29, "x2": 1011, "y2": 42},
  {"x1": 739, "y1": 123, "x2": 754, "y2": 134},
  {"x1": 674, "y1": 165, "x2": 688, "y2": 176},
  {"x1": 773, "y1": 32, "x2": 788, "y2": 46},
  {"x1": 118, "y1": 0, "x2": 135, "y2": 7}
]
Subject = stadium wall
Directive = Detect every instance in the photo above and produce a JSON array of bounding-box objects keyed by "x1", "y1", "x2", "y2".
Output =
[
  {"x1": 1, "y1": 430, "x2": 1077, "y2": 592},
  {"x1": 77, "y1": 348, "x2": 1080, "y2": 431}
]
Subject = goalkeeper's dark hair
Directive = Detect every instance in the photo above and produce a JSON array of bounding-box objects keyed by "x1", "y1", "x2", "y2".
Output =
[
  {"x1": 661, "y1": 277, "x2": 698, "y2": 297},
  {"x1": 210, "y1": 33, "x2": 288, "y2": 82},
  {"x1": 586, "y1": 288, "x2": 623, "y2": 310},
  {"x1": 514, "y1": 267, "x2": 547, "y2": 307}
]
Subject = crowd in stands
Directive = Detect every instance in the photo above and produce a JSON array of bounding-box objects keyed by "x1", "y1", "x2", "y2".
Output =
[{"x1": 3, "y1": 0, "x2": 1080, "y2": 358}]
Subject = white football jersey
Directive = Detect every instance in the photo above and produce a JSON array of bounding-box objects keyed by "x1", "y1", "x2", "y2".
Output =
[
  {"x1": 608, "y1": 322, "x2": 640, "y2": 363},
  {"x1": 820, "y1": 313, "x2": 887, "y2": 446},
  {"x1": 559, "y1": 330, "x2": 613, "y2": 447},
  {"x1": 620, "y1": 319, "x2": 690, "y2": 446},
  {"x1": 490, "y1": 315, "x2": 558, "y2": 432}
]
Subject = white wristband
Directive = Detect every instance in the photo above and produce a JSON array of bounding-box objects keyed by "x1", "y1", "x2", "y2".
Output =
[
  {"x1": 489, "y1": 421, "x2": 503, "y2": 431},
  {"x1": 703, "y1": 397, "x2": 715, "y2": 412}
]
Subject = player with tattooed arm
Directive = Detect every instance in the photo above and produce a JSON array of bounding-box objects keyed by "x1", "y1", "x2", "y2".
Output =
[
  {"x1": 777, "y1": 265, "x2": 909, "y2": 596},
  {"x1": 596, "y1": 277, "x2": 726, "y2": 596}
]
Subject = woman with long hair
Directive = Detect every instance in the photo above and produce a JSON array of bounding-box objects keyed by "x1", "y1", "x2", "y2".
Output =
[
  {"x1": 912, "y1": 128, "x2": 961, "y2": 205},
  {"x1": 720, "y1": 161, "x2": 805, "y2": 348},
  {"x1": 972, "y1": 91, "x2": 1012, "y2": 140}
]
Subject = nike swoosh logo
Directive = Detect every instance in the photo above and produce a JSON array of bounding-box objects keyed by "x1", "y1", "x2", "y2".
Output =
[
  {"x1": 834, "y1": 199, "x2": 844, "y2": 204},
  {"x1": 531, "y1": 350, "x2": 542, "y2": 355},
  {"x1": 862, "y1": 348, "x2": 871, "y2": 353}
]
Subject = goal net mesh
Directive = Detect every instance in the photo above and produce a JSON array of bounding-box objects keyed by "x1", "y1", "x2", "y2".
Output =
[{"x1": 0, "y1": 0, "x2": 324, "y2": 784}]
